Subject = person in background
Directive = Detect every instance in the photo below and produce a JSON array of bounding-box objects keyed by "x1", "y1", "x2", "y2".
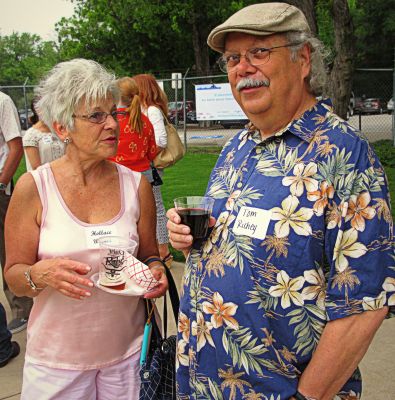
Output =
[
  {"x1": 23, "y1": 98, "x2": 65, "y2": 171},
  {"x1": 167, "y1": 3, "x2": 394, "y2": 399},
  {"x1": 0, "y1": 300, "x2": 20, "y2": 368},
  {"x1": 4, "y1": 59, "x2": 168, "y2": 399},
  {"x1": 0, "y1": 91, "x2": 21, "y2": 365},
  {"x1": 109, "y1": 77, "x2": 158, "y2": 190},
  {"x1": 0, "y1": 91, "x2": 27, "y2": 335},
  {"x1": 133, "y1": 73, "x2": 173, "y2": 266}
]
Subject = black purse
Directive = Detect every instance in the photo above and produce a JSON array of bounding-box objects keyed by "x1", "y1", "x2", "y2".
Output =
[
  {"x1": 139, "y1": 263, "x2": 179, "y2": 400},
  {"x1": 151, "y1": 165, "x2": 163, "y2": 187}
]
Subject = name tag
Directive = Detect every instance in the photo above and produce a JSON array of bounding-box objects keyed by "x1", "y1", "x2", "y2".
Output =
[
  {"x1": 85, "y1": 226, "x2": 119, "y2": 249},
  {"x1": 233, "y1": 206, "x2": 271, "y2": 240},
  {"x1": 42, "y1": 135, "x2": 53, "y2": 144}
]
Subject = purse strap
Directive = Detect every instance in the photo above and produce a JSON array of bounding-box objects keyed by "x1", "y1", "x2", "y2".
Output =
[
  {"x1": 160, "y1": 109, "x2": 172, "y2": 127},
  {"x1": 145, "y1": 260, "x2": 179, "y2": 340}
]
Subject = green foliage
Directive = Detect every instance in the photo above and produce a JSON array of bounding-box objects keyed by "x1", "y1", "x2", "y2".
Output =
[
  {"x1": 352, "y1": 0, "x2": 395, "y2": 67},
  {"x1": 56, "y1": 0, "x2": 195, "y2": 76},
  {"x1": 315, "y1": 0, "x2": 335, "y2": 51},
  {"x1": 0, "y1": 33, "x2": 59, "y2": 85},
  {"x1": 372, "y1": 140, "x2": 395, "y2": 168},
  {"x1": 55, "y1": 0, "x2": 258, "y2": 77}
]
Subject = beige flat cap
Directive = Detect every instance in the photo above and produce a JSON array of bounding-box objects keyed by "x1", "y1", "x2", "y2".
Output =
[{"x1": 207, "y1": 2, "x2": 311, "y2": 53}]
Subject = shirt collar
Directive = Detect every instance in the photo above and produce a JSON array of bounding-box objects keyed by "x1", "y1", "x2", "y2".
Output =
[{"x1": 245, "y1": 98, "x2": 333, "y2": 144}]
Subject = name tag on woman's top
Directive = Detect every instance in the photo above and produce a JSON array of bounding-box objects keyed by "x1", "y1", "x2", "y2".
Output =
[
  {"x1": 85, "y1": 226, "x2": 119, "y2": 249},
  {"x1": 42, "y1": 135, "x2": 53, "y2": 144}
]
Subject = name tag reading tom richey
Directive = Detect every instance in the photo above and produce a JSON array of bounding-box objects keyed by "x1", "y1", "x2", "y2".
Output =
[
  {"x1": 233, "y1": 206, "x2": 271, "y2": 240},
  {"x1": 85, "y1": 226, "x2": 119, "y2": 248}
]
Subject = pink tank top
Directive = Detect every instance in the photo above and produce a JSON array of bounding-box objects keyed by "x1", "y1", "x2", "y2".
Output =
[{"x1": 26, "y1": 163, "x2": 146, "y2": 370}]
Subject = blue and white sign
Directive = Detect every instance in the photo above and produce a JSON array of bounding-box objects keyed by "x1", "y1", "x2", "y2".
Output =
[{"x1": 194, "y1": 83, "x2": 247, "y2": 121}]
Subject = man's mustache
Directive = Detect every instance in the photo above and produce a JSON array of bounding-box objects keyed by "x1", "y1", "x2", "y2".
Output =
[{"x1": 236, "y1": 78, "x2": 270, "y2": 92}]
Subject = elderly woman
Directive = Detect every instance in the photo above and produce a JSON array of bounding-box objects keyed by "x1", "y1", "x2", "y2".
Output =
[{"x1": 4, "y1": 59, "x2": 168, "y2": 399}]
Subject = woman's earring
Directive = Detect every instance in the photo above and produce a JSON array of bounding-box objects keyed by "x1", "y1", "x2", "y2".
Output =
[{"x1": 64, "y1": 137, "x2": 72, "y2": 144}]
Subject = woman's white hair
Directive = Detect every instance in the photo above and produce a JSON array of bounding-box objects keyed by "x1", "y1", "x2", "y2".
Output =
[
  {"x1": 35, "y1": 59, "x2": 119, "y2": 131},
  {"x1": 286, "y1": 31, "x2": 329, "y2": 96}
]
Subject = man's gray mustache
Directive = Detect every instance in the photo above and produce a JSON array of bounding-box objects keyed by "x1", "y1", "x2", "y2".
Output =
[{"x1": 236, "y1": 78, "x2": 270, "y2": 92}]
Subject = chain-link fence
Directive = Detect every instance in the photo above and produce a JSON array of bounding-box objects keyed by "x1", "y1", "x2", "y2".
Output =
[
  {"x1": 160, "y1": 68, "x2": 394, "y2": 149},
  {"x1": 2, "y1": 67, "x2": 394, "y2": 146}
]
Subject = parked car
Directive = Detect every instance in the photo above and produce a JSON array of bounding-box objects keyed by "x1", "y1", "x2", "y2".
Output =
[
  {"x1": 168, "y1": 101, "x2": 195, "y2": 124},
  {"x1": 353, "y1": 97, "x2": 364, "y2": 114},
  {"x1": 218, "y1": 118, "x2": 249, "y2": 129},
  {"x1": 359, "y1": 98, "x2": 387, "y2": 114},
  {"x1": 387, "y1": 98, "x2": 394, "y2": 114},
  {"x1": 18, "y1": 108, "x2": 33, "y2": 130}
]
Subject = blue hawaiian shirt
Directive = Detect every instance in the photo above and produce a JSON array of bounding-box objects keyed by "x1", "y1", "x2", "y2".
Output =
[{"x1": 176, "y1": 99, "x2": 395, "y2": 400}]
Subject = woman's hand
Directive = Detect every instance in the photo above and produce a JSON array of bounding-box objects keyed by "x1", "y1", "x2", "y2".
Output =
[
  {"x1": 31, "y1": 258, "x2": 93, "y2": 300},
  {"x1": 166, "y1": 208, "x2": 216, "y2": 255},
  {"x1": 144, "y1": 263, "x2": 168, "y2": 299}
]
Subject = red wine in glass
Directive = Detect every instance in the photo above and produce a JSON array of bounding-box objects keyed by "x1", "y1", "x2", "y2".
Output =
[{"x1": 177, "y1": 208, "x2": 210, "y2": 239}]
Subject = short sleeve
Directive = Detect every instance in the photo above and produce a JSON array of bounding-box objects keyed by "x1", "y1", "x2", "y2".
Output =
[
  {"x1": 0, "y1": 94, "x2": 21, "y2": 141},
  {"x1": 147, "y1": 106, "x2": 167, "y2": 148},
  {"x1": 324, "y1": 140, "x2": 395, "y2": 320},
  {"x1": 23, "y1": 127, "x2": 41, "y2": 148}
]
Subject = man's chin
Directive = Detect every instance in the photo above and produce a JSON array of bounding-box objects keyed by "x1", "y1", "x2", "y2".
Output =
[{"x1": 240, "y1": 101, "x2": 270, "y2": 118}]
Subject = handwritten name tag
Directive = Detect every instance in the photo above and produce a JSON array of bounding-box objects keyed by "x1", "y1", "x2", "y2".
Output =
[
  {"x1": 42, "y1": 135, "x2": 53, "y2": 145},
  {"x1": 233, "y1": 206, "x2": 271, "y2": 240},
  {"x1": 85, "y1": 226, "x2": 119, "y2": 249}
]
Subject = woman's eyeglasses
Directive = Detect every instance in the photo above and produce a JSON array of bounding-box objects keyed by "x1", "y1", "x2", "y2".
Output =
[{"x1": 72, "y1": 110, "x2": 127, "y2": 124}]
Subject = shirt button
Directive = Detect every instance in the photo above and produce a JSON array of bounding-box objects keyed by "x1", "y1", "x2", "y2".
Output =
[{"x1": 237, "y1": 182, "x2": 243, "y2": 188}]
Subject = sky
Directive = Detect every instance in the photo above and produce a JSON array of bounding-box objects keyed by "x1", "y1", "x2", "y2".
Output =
[{"x1": 0, "y1": 0, "x2": 76, "y2": 41}]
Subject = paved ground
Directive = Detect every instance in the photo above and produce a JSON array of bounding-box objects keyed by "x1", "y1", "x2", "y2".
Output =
[{"x1": 1, "y1": 262, "x2": 394, "y2": 399}]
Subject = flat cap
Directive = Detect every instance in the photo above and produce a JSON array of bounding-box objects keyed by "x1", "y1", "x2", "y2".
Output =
[{"x1": 207, "y1": 2, "x2": 311, "y2": 53}]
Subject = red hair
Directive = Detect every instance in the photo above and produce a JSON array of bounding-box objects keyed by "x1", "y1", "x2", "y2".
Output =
[{"x1": 132, "y1": 74, "x2": 168, "y2": 116}]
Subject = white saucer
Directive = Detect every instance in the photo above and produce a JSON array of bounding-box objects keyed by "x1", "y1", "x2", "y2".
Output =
[{"x1": 91, "y1": 273, "x2": 147, "y2": 296}]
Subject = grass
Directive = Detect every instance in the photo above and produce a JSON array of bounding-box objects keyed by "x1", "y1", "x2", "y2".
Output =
[
  {"x1": 161, "y1": 147, "x2": 220, "y2": 210},
  {"x1": 14, "y1": 142, "x2": 395, "y2": 262}
]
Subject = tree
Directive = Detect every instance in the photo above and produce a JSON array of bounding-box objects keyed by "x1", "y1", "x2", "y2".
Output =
[
  {"x1": 56, "y1": 0, "x2": 258, "y2": 77},
  {"x1": 285, "y1": 0, "x2": 354, "y2": 119},
  {"x1": 326, "y1": 0, "x2": 355, "y2": 119},
  {"x1": 0, "y1": 33, "x2": 59, "y2": 85},
  {"x1": 352, "y1": 0, "x2": 395, "y2": 68}
]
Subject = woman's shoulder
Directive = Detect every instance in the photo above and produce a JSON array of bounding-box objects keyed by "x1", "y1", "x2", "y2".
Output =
[
  {"x1": 22, "y1": 127, "x2": 43, "y2": 145},
  {"x1": 113, "y1": 162, "x2": 142, "y2": 187},
  {"x1": 23, "y1": 126, "x2": 42, "y2": 138},
  {"x1": 13, "y1": 171, "x2": 41, "y2": 201},
  {"x1": 147, "y1": 105, "x2": 163, "y2": 116}
]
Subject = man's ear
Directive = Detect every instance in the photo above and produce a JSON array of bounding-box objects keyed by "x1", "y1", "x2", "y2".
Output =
[
  {"x1": 52, "y1": 121, "x2": 68, "y2": 141},
  {"x1": 299, "y1": 43, "x2": 312, "y2": 80}
]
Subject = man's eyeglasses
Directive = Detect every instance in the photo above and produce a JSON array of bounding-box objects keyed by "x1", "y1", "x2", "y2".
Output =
[
  {"x1": 217, "y1": 43, "x2": 301, "y2": 73},
  {"x1": 72, "y1": 110, "x2": 127, "y2": 124}
]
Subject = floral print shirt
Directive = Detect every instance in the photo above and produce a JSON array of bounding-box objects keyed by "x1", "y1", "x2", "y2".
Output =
[{"x1": 176, "y1": 99, "x2": 395, "y2": 400}]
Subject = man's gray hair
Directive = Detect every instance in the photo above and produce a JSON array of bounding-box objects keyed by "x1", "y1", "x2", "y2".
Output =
[
  {"x1": 286, "y1": 31, "x2": 329, "y2": 96},
  {"x1": 35, "y1": 59, "x2": 119, "y2": 131}
]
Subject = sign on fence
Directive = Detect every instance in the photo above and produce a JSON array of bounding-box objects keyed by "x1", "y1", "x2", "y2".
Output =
[
  {"x1": 194, "y1": 83, "x2": 247, "y2": 121},
  {"x1": 171, "y1": 73, "x2": 182, "y2": 89}
]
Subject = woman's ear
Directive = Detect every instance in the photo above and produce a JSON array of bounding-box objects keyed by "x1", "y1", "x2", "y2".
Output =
[{"x1": 52, "y1": 121, "x2": 68, "y2": 141}]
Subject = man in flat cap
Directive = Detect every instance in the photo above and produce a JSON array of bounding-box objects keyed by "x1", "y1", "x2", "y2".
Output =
[{"x1": 168, "y1": 3, "x2": 394, "y2": 399}]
